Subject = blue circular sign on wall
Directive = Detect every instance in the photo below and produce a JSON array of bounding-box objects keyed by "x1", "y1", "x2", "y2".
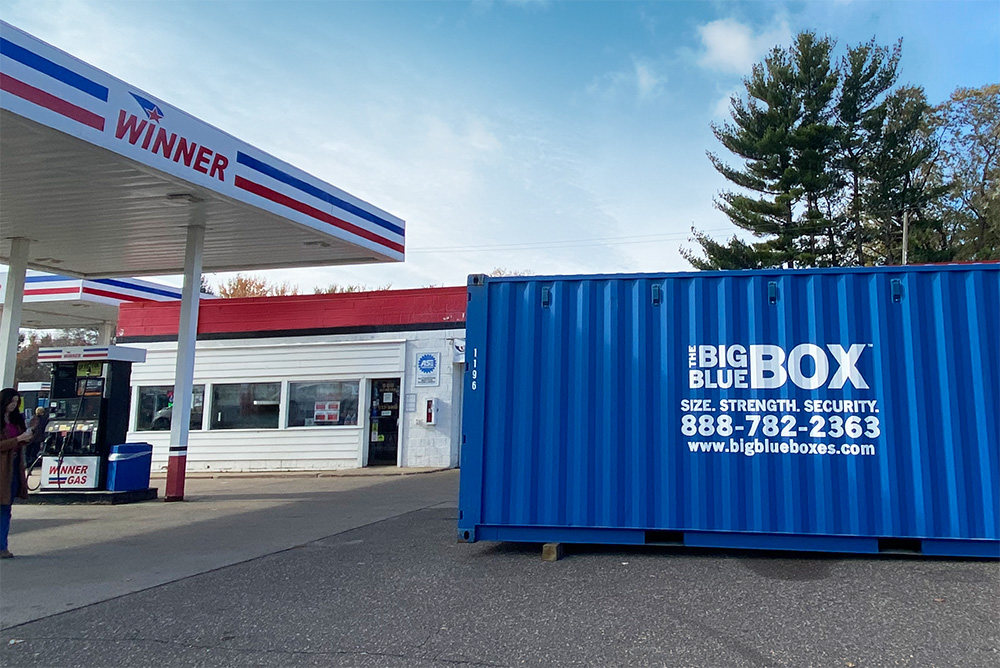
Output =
[{"x1": 418, "y1": 354, "x2": 438, "y2": 374}]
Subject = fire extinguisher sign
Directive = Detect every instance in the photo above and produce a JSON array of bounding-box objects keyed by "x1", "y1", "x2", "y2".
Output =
[{"x1": 415, "y1": 353, "x2": 440, "y2": 387}]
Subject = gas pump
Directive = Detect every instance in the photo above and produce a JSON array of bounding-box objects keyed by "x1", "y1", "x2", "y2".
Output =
[
  {"x1": 38, "y1": 346, "x2": 146, "y2": 491},
  {"x1": 16, "y1": 381, "x2": 51, "y2": 420},
  {"x1": 17, "y1": 381, "x2": 50, "y2": 468}
]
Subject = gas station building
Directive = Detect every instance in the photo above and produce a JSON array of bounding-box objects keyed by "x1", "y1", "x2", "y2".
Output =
[{"x1": 116, "y1": 288, "x2": 467, "y2": 472}]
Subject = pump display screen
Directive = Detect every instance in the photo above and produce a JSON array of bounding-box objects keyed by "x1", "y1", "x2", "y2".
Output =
[
  {"x1": 77, "y1": 377, "x2": 105, "y2": 397},
  {"x1": 51, "y1": 365, "x2": 78, "y2": 399}
]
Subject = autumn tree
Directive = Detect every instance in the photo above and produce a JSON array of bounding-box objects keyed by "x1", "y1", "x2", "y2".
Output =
[
  {"x1": 315, "y1": 283, "x2": 392, "y2": 294},
  {"x1": 216, "y1": 274, "x2": 300, "y2": 298},
  {"x1": 929, "y1": 84, "x2": 1000, "y2": 260},
  {"x1": 488, "y1": 267, "x2": 532, "y2": 277},
  {"x1": 15, "y1": 329, "x2": 99, "y2": 384},
  {"x1": 15, "y1": 334, "x2": 49, "y2": 383}
]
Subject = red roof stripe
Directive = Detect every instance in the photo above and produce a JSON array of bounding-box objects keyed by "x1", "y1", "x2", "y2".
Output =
[
  {"x1": 234, "y1": 176, "x2": 405, "y2": 255},
  {"x1": 81, "y1": 286, "x2": 157, "y2": 302},
  {"x1": 116, "y1": 287, "x2": 467, "y2": 339},
  {"x1": 0, "y1": 72, "x2": 105, "y2": 131}
]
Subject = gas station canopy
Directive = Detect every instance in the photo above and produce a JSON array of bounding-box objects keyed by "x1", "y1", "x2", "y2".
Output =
[
  {"x1": 0, "y1": 269, "x2": 213, "y2": 329},
  {"x1": 0, "y1": 21, "x2": 405, "y2": 277},
  {"x1": 1, "y1": 21, "x2": 407, "y2": 499}
]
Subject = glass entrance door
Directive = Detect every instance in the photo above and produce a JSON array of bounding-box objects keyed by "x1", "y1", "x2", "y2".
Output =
[{"x1": 367, "y1": 378, "x2": 400, "y2": 466}]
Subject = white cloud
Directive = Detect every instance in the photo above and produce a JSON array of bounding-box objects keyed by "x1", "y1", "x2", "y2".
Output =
[
  {"x1": 637, "y1": 6, "x2": 659, "y2": 35},
  {"x1": 470, "y1": 0, "x2": 551, "y2": 12},
  {"x1": 587, "y1": 57, "x2": 666, "y2": 102},
  {"x1": 696, "y1": 17, "x2": 792, "y2": 75},
  {"x1": 711, "y1": 85, "x2": 743, "y2": 120},
  {"x1": 3, "y1": 1, "x2": 732, "y2": 291},
  {"x1": 5, "y1": 1, "x2": 184, "y2": 81},
  {"x1": 634, "y1": 61, "x2": 665, "y2": 100}
]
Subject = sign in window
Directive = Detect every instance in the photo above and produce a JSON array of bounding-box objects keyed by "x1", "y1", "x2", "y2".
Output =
[{"x1": 287, "y1": 381, "x2": 359, "y2": 427}]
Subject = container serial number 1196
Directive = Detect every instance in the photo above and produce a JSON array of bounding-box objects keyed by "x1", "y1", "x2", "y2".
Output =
[{"x1": 470, "y1": 348, "x2": 479, "y2": 391}]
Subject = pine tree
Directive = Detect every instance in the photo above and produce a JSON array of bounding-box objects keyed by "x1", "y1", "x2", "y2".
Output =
[
  {"x1": 835, "y1": 39, "x2": 901, "y2": 265},
  {"x1": 863, "y1": 87, "x2": 944, "y2": 263},
  {"x1": 689, "y1": 32, "x2": 841, "y2": 269},
  {"x1": 789, "y1": 33, "x2": 841, "y2": 266},
  {"x1": 685, "y1": 32, "x2": 963, "y2": 269},
  {"x1": 683, "y1": 230, "x2": 781, "y2": 270}
]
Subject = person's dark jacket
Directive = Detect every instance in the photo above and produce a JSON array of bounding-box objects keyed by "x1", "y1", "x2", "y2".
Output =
[{"x1": 1, "y1": 431, "x2": 29, "y2": 505}]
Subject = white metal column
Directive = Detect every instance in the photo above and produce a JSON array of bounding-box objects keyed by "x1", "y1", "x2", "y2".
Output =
[
  {"x1": 0, "y1": 238, "x2": 30, "y2": 387},
  {"x1": 165, "y1": 204, "x2": 205, "y2": 501},
  {"x1": 99, "y1": 322, "x2": 115, "y2": 345}
]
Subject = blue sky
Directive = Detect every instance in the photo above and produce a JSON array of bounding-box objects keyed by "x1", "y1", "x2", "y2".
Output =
[{"x1": 2, "y1": 0, "x2": 998, "y2": 290}]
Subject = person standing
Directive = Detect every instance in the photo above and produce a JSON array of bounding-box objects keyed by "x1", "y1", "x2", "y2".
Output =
[
  {"x1": 27, "y1": 406, "x2": 49, "y2": 471},
  {"x1": 1, "y1": 387, "x2": 33, "y2": 558}
]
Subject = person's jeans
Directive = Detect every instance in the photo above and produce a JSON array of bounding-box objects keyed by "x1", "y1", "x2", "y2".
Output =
[
  {"x1": 0, "y1": 504, "x2": 11, "y2": 551},
  {"x1": 2, "y1": 457, "x2": 19, "y2": 551}
]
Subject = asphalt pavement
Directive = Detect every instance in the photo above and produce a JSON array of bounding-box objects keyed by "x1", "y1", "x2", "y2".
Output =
[
  {"x1": 0, "y1": 471, "x2": 456, "y2": 627},
  {"x1": 1, "y1": 470, "x2": 998, "y2": 667}
]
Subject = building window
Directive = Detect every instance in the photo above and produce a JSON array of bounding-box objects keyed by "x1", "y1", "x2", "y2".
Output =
[
  {"x1": 287, "y1": 381, "x2": 360, "y2": 427},
  {"x1": 136, "y1": 385, "x2": 205, "y2": 431},
  {"x1": 210, "y1": 382, "x2": 281, "y2": 430}
]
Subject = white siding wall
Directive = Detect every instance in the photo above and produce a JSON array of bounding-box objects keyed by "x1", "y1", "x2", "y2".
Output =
[
  {"x1": 126, "y1": 329, "x2": 464, "y2": 472},
  {"x1": 400, "y1": 338, "x2": 463, "y2": 468}
]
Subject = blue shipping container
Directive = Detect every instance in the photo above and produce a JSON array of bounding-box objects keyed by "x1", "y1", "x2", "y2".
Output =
[{"x1": 458, "y1": 265, "x2": 1000, "y2": 558}]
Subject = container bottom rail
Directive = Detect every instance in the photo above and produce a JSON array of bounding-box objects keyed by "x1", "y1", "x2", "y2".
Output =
[{"x1": 461, "y1": 526, "x2": 1000, "y2": 559}]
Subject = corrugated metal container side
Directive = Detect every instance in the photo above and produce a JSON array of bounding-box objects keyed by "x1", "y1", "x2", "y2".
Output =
[{"x1": 458, "y1": 265, "x2": 1000, "y2": 558}]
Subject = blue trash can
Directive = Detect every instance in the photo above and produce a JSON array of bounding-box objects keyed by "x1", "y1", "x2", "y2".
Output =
[{"x1": 106, "y1": 443, "x2": 153, "y2": 491}]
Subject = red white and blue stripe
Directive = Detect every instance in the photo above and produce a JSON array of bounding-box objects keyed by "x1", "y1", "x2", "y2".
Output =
[
  {"x1": 0, "y1": 28, "x2": 108, "y2": 134},
  {"x1": 1, "y1": 21, "x2": 406, "y2": 260},
  {"x1": 232, "y1": 151, "x2": 405, "y2": 257},
  {"x1": 37, "y1": 347, "x2": 111, "y2": 362},
  {"x1": 2, "y1": 271, "x2": 208, "y2": 306},
  {"x1": 8, "y1": 271, "x2": 205, "y2": 305}
]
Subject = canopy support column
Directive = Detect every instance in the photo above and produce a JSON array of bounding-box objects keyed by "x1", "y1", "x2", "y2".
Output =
[
  {"x1": 166, "y1": 205, "x2": 205, "y2": 501},
  {"x1": 99, "y1": 322, "x2": 115, "y2": 345},
  {"x1": 0, "y1": 238, "x2": 30, "y2": 387}
]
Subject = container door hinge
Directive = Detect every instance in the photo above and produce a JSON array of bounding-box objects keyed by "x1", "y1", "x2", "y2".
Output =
[
  {"x1": 541, "y1": 286, "x2": 552, "y2": 308},
  {"x1": 651, "y1": 283, "x2": 662, "y2": 306}
]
